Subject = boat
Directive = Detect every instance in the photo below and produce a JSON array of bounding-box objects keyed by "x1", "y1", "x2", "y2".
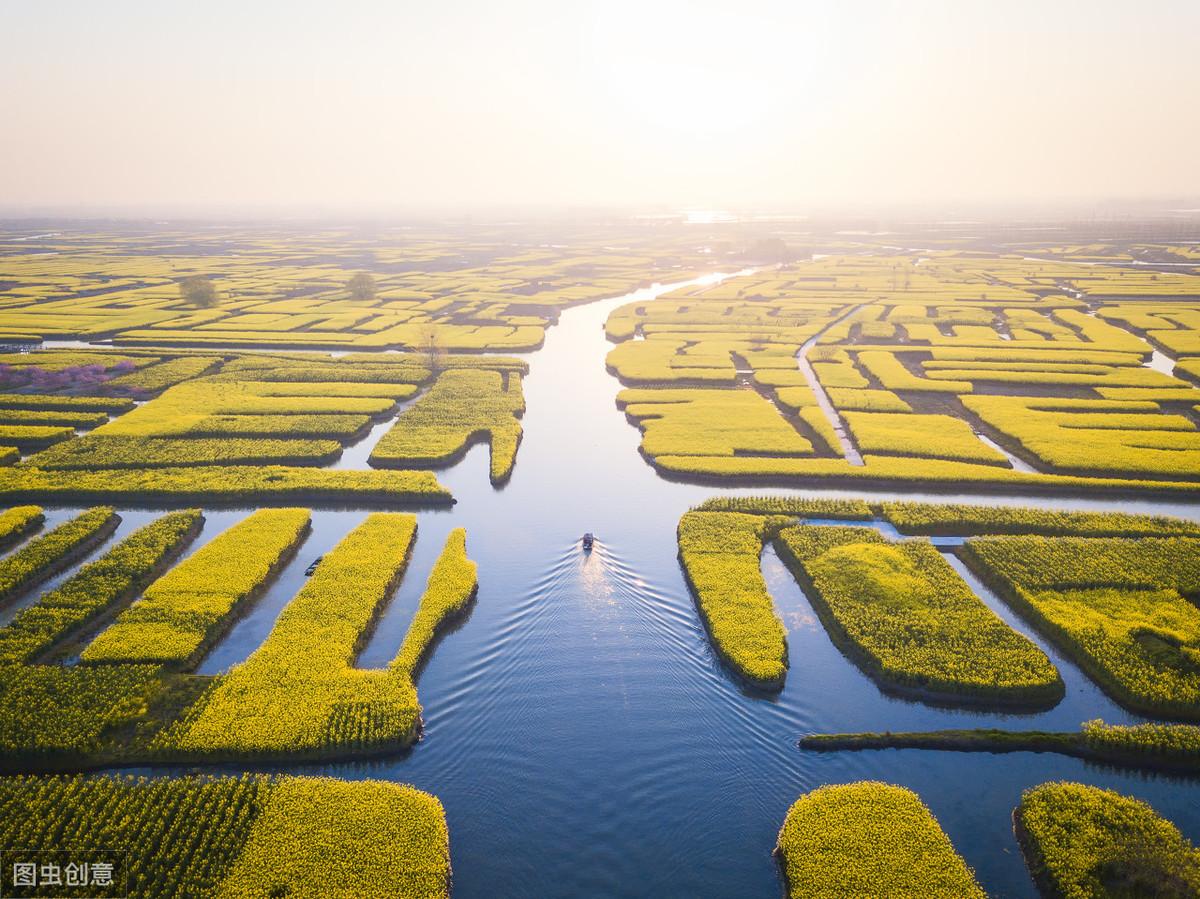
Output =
[
  {"x1": 304, "y1": 556, "x2": 323, "y2": 576},
  {"x1": 581, "y1": 533, "x2": 595, "y2": 551}
]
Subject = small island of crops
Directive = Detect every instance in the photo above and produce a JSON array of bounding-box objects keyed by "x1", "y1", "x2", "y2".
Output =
[
  {"x1": 775, "y1": 781, "x2": 986, "y2": 899},
  {"x1": 1017, "y1": 782, "x2": 1200, "y2": 899},
  {"x1": 0, "y1": 773, "x2": 450, "y2": 899}
]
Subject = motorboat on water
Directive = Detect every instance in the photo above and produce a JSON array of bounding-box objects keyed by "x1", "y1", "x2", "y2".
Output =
[{"x1": 581, "y1": 533, "x2": 595, "y2": 551}]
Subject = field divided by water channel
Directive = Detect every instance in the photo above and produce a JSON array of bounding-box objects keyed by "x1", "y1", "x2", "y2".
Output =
[{"x1": 1, "y1": 228, "x2": 1200, "y2": 897}]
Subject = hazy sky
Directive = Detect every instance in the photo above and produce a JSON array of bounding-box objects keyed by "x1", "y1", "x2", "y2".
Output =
[{"x1": 2, "y1": 0, "x2": 1198, "y2": 212}]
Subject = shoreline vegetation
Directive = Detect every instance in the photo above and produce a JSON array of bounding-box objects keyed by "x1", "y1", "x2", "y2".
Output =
[
  {"x1": 1016, "y1": 782, "x2": 1200, "y2": 898},
  {"x1": 775, "y1": 781, "x2": 986, "y2": 898},
  {"x1": 799, "y1": 720, "x2": 1200, "y2": 774}
]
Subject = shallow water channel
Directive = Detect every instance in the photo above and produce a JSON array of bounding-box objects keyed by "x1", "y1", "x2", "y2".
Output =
[{"x1": 25, "y1": 276, "x2": 1200, "y2": 897}]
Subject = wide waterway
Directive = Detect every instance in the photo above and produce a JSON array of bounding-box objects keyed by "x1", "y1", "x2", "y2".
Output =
[{"x1": 22, "y1": 274, "x2": 1200, "y2": 897}]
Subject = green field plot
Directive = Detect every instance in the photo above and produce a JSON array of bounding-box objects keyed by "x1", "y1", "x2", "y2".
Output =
[
  {"x1": 801, "y1": 719, "x2": 1200, "y2": 775},
  {"x1": 880, "y1": 501, "x2": 1200, "y2": 537},
  {"x1": 776, "y1": 782, "x2": 985, "y2": 899},
  {"x1": 1017, "y1": 783, "x2": 1200, "y2": 899},
  {"x1": 0, "y1": 507, "x2": 118, "y2": 609},
  {"x1": 777, "y1": 524, "x2": 1061, "y2": 706},
  {"x1": 962, "y1": 535, "x2": 1200, "y2": 719},
  {"x1": 26, "y1": 434, "x2": 345, "y2": 469},
  {"x1": 963, "y1": 396, "x2": 1200, "y2": 479},
  {"x1": 0, "y1": 774, "x2": 450, "y2": 899},
  {"x1": 843, "y1": 411, "x2": 1007, "y2": 465},
  {"x1": 680, "y1": 498, "x2": 1200, "y2": 700},
  {"x1": 0, "y1": 465, "x2": 451, "y2": 506},
  {"x1": 677, "y1": 511, "x2": 791, "y2": 687},
  {"x1": 370, "y1": 368, "x2": 525, "y2": 483}
]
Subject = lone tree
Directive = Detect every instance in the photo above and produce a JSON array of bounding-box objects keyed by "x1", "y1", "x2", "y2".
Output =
[
  {"x1": 178, "y1": 276, "x2": 219, "y2": 308},
  {"x1": 420, "y1": 325, "x2": 444, "y2": 375},
  {"x1": 347, "y1": 272, "x2": 377, "y2": 301}
]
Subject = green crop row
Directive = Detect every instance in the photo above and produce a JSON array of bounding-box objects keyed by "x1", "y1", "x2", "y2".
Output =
[
  {"x1": 0, "y1": 507, "x2": 118, "y2": 609},
  {"x1": 0, "y1": 424, "x2": 75, "y2": 449},
  {"x1": 962, "y1": 536, "x2": 1200, "y2": 720},
  {"x1": 777, "y1": 525, "x2": 1061, "y2": 707},
  {"x1": 215, "y1": 359, "x2": 429, "y2": 385},
  {"x1": 801, "y1": 718, "x2": 1200, "y2": 774},
  {"x1": 0, "y1": 505, "x2": 43, "y2": 550},
  {"x1": 0, "y1": 774, "x2": 450, "y2": 899},
  {"x1": 677, "y1": 511, "x2": 791, "y2": 687},
  {"x1": 691, "y1": 496, "x2": 873, "y2": 519},
  {"x1": 370, "y1": 369, "x2": 524, "y2": 484},
  {"x1": 179, "y1": 412, "x2": 372, "y2": 439},
  {"x1": 104, "y1": 355, "x2": 223, "y2": 393},
  {"x1": 0, "y1": 394, "x2": 135, "y2": 412},
  {"x1": 843, "y1": 411, "x2": 1008, "y2": 465},
  {"x1": 880, "y1": 501, "x2": 1200, "y2": 537},
  {"x1": 0, "y1": 465, "x2": 452, "y2": 506},
  {"x1": 1081, "y1": 718, "x2": 1200, "y2": 761},
  {"x1": 1017, "y1": 782, "x2": 1200, "y2": 899},
  {"x1": 825, "y1": 387, "x2": 912, "y2": 412},
  {"x1": 694, "y1": 496, "x2": 1200, "y2": 537},
  {"x1": 82, "y1": 509, "x2": 311, "y2": 667},
  {"x1": 775, "y1": 782, "x2": 985, "y2": 898},
  {"x1": 389, "y1": 527, "x2": 478, "y2": 675},
  {"x1": 25, "y1": 434, "x2": 343, "y2": 469},
  {"x1": 646, "y1": 449, "x2": 1200, "y2": 495},
  {"x1": 0, "y1": 408, "x2": 109, "y2": 427}
]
